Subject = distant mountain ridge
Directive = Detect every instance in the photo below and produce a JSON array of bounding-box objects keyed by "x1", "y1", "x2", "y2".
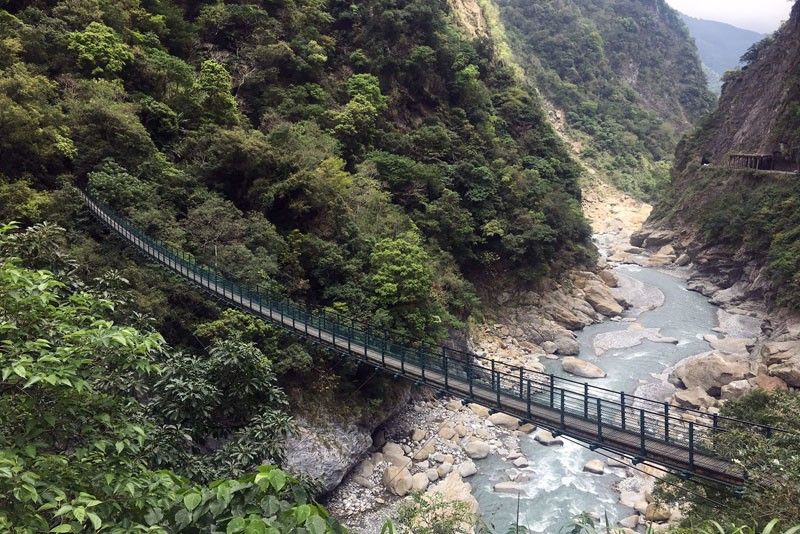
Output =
[{"x1": 680, "y1": 13, "x2": 765, "y2": 94}]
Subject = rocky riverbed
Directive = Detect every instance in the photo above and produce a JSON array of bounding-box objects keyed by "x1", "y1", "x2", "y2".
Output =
[{"x1": 318, "y1": 182, "x2": 799, "y2": 532}]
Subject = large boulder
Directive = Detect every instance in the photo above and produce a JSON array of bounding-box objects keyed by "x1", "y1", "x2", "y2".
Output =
[
  {"x1": 494, "y1": 481, "x2": 525, "y2": 495},
  {"x1": 429, "y1": 472, "x2": 479, "y2": 515},
  {"x1": 672, "y1": 352, "x2": 749, "y2": 396},
  {"x1": 464, "y1": 439, "x2": 490, "y2": 459},
  {"x1": 562, "y1": 357, "x2": 607, "y2": 379},
  {"x1": 642, "y1": 230, "x2": 676, "y2": 249},
  {"x1": 672, "y1": 387, "x2": 716, "y2": 410},
  {"x1": 761, "y1": 341, "x2": 800, "y2": 387},
  {"x1": 488, "y1": 412, "x2": 520, "y2": 430},
  {"x1": 644, "y1": 503, "x2": 672, "y2": 523},
  {"x1": 555, "y1": 336, "x2": 581, "y2": 356},
  {"x1": 534, "y1": 429, "x2": 564, "y2": 446},
  {"x1": 382, "y1": 465, "x2": 413, "y2": 496},
  {"x1": 749, "y1": 374, "x2": 789, "y2": 392},
  {"x1": 411, "y1": 472, "x2": 430, "y2": 491},
  {"x1": 282, "y1": 420, "x2": 372, "y2": 494},
  {"x1": 721, "y1": 379, "x2": 753, "y2": 401},
  {"x1": 584, "y1": 281, "x2": 624, "y2": 316},
  {"x1": 583, "y1": 459, "x2": 605, "y2": 475}
]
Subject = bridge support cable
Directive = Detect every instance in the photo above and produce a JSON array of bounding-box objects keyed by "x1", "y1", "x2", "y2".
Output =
[{"x1": 79, "y1": 189, "x2": 795, "y2": 488}]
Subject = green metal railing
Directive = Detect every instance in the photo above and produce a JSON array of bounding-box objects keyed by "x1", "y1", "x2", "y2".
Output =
[{"x1": 79, "y1": 189, "x2": 793, "y2": 486}]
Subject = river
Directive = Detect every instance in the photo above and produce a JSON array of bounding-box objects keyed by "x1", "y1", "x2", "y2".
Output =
[{"x1": 470, "y1": 263, "x2": 720, "y2": 533}]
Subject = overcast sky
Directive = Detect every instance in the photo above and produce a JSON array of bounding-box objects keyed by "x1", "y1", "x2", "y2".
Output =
[{"x1": 665, "y1": 0, "x2": 794, "y2": 33}]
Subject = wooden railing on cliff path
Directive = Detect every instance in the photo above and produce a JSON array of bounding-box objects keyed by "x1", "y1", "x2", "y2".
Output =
[{"x1": 78, "y1": 189, "x2": 796, "y2": 489}]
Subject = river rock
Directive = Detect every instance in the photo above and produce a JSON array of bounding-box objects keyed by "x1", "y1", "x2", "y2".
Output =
[
  {"x1": 429, "y1": 472, "x2": 479, "y2": 515},
  {"x1": 458, "y1": 461, "x2": 477, "y2": 478},
  {"x1": 413, "y1": 443, "x2": 435, "y2": 461},
  {"x1": 534, "y1": 430, "x2": 564, "y2": 446},
  {"x1": 468, "y1": 403, "x2": 490, "y2": 417},
  {"x1": 672, "y1": 352, "x2": 749, "y2": 396},
  {"x1": 383, "y1": 442, "x2": 404, "y2": 457},
  {"x1": 644, "y1": 503, "x2": 672, "y2": 523},
  {"x1": 750, "y1": 374, "x2": 789, "y2": 392},
  {"x1": 410, "y1": 427, "x2": 426, "y2": 441},
  {"x1": 762, "y1": 342, "x2": 800, "y2": 387},
  {"x1": 555, "y1": 335, "x2": 581, "y2": 355},
  {"x1": 512, "y1": 456, "x2": 529, "y2": 468},
  {"x1": 353, "y1": 475, "x2": 374, "y2": 489},
  {"x1": 411, "y1": 472, "x2": 430, "y2": 491},
  {"x1": 282, "y1": 420, "x2": 372, "y2": 494},
  {"x1": 562, "y1": 357, "x2": 607, "y2": 378},
  {"x1": 583, "y1": 459, "x2": 605, "y2": 475},
  {"x1": 464, "y1": 438, "x2": 490, "y2": 459},
  {"x1": 488, "y1": 412, "x2": 521, "y2": 430},
  {"x1": 672, "y1": 387, "x2": 716, "y2": 410},
  {"x1": 721, "y1": 379, "x2": 753, "y2": 400},
  {"x1": 619, "y1": 515, "x2": 640, "y2": 529},
  {"x1": 437, "y1": 462, "x2": 453, "y2": 477},
  {"x1": 494, "y1": 481, "x2": 525, "y2": 495},
  {"x1": 426, "y1": 468, "x2": 439, "y2": 482},
  {"x1": 600, "y1": 270, "x2": 619, "y2": 288},
  {"x1": 543, "y1": 341, "x2": 558, "y2": 354},
  {"x1": 519, "y1": 423, "x2": 536, "y2": 433},
  {"x1": 584, "y1": 281, "x2": 624, "y2": 316},
  {"x1": 438, "y1": 426, "x2": 456, "y2": 440},
  {"x1": 383, "y1": 465, "x2": 413, "y2": 496}
]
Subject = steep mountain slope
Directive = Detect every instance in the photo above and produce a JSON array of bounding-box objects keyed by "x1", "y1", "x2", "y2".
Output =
[
  {"x1": 680, "y1": 14, "x2": 765, "y2": 94},
  {"x1": 0, "y1": 0, "x2": 594, "y2": 503},
  {"x1": 648, "y1": 0, "x2": 800, "y2": 309},
  {"x1": 493, "y1": 0, "x2": 715, "y2": 199}
]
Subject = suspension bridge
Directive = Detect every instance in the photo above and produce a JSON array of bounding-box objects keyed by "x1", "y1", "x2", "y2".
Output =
[{"x1": 80, "y1": 189, "x2": 789, "y2": 489}]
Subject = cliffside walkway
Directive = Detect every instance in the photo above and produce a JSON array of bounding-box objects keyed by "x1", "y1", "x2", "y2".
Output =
[{"x1": 80, "y1": 190, "x2": 785, "y2": 488}]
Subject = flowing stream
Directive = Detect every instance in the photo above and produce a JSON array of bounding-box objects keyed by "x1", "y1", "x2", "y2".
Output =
[{"x1": 470, "y1": 264, "x2": 720, "y2": 533}]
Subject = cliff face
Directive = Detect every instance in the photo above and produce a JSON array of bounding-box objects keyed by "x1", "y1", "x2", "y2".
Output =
[
  {"x1": 648, "y1": 1, "x2": 800, "y2": 310},
  {"x1": 678, "y1": 2, "x2": 800, "y2": 168}
]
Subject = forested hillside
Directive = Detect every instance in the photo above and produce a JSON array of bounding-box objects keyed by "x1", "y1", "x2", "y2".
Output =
[
  {"x1": 680, "y1": 14, "x2": 765, "y2": 94},
  {"x1": 0, "y1": 0, "x2": 592, "y2": 530},
  {"x1": 650, "y1": 1, "x2": 800, "y2": 308},
  {"x1": 493, "y1": 0, "x2": 715, "y2": 199}
]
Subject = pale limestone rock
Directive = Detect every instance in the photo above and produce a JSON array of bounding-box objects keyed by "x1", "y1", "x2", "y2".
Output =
[
  {"x1": 468, "y1": 403, "x2": 490, "y2": 417},
  {"x1": 382, "y1": 465, "x2": 413, "y2": 496},
  {"x1": 512, "y1": 457, "x2": 529, "y2": 468},
  {"x1": 429, "y1": 472, "x2": 479, "y2": 515},
  {"x1": 672, "y1": 352, "x2": 749, "y2": 395},
  {"x1": 619, "y1": 515, "x2": 640, "y2": 529},
  {"x1": 494, "y1": 481, "x2": 525, "y2": 495},
  {"x1": 672, "y1": 387, "x2": 716, "y2": 410},
  {"x1": 464, "y1": 438, "x2": 490, "y2": 459},
  {"x1": 534, "y1": 430, "x2": 564, "y2": 446},
  {"x1": 458, "y1": 461, "x2": 477, "y2": 478},
  {"x1": 425, "y1": 468, "x2": 439, "y2": 482},
  {"x1": 488, "y1": 412, "x2": 520, "y2": 430},
  {"x1": 410, "y1": 428, "x2": 426, "y2": 442},
  {"x1": 411, "y1": 472, "x2": 430, "y2": 491},
  {"x1": 562, "y1": 356, "x2": 607, "y2": 378},
  {"x1": 437, "y1": 462, "x2": 453, "y2": 478},
  {"x1": 519, "y1": 423, "x2": 536, "y2": 434},
  {"x1": 750, "y1": 374, "x2": 789, "y2": 392},
  {"x1": 438, "y1": 426, "x2": 456, "y2": 440},
  {"x1": 644, "y1": 503, "x2": 672, "y2": 523},
  {"x1": 584, "y1": 281, "x2": 624, "y2": 316},
  {"x1": 583, "y1": 459, "x2": 605, "y2": 475},
  {"x1": 721, "y1": 379, "x2": 753, "y2": 400}
]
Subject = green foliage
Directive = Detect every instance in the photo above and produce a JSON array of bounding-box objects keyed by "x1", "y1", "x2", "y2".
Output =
[
  {"x1": 0, "y1": 222, "x2": 338, "y2": 532},
  {"x1": 368, "y1": 231, "x2": 449, "y2": 341},
  {"x1": 68, "y1": 21, "x2": 133, "y2": 77},
  {"x1": 493, "y1": 0, "x2": 714, "y2": 201},
  {"x1": 394, "y1": 491, "x2": 481, "y2": 534},
  {"x1": 192, "y1": 59, "x2": 240, "y2": 126},
  {"x1": 657, "y1": 391, "x2": 800, "y2": 529}
]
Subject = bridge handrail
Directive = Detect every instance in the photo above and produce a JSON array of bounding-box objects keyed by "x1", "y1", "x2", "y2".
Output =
[{"x1": 77, "y1": 189, "x2": 795, "y2": 449}]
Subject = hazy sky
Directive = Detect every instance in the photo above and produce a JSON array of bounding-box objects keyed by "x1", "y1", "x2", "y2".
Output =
[{"x1": 665, "y1": 0, "x2": 794, "y2": 33}]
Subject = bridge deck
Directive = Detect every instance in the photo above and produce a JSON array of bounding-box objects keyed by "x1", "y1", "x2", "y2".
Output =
[{"x1": 80, "y1": 191, "x2": 747, "y2": 486}]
